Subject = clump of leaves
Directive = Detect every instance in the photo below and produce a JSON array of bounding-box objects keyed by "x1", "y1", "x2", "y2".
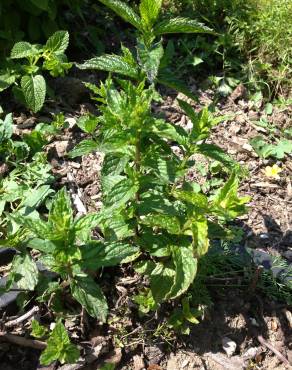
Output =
[
  {"x1": 6, "y1": 188, "x2": 138, "y2": 323},
  {"x1": 0, "y1": 31, "x2": 72, "y2": 112},
  {"x1": 31, "y1": 320, "x2": 80, "y2": 365}
]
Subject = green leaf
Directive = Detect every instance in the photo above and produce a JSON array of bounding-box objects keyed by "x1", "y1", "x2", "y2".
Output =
[
  {"x1": 191, "y1": 216, "x2": 209, "y2": 256},
  {"x1": 105, "y1": 178, "x2": 138, "y2": 209},
  {"x1": 81, "y1": 240, "x2": 139, "y2": 269},
  {"x1": 150, "y1": 262, "x2": 176, "y2": 303},
  {"x1": 0, "y1": 113, "x2": 13, "y2": 142},
  {"x1": 77, "y1": 54, "x2": 139, "y2": 79},
  {"x1": 212, "y1": 172, "x2": 249, "y2": 219},
  {"x1": 11, "y1": 254, "x2": 39, "y2": 290},
  {"x1": 40, "y1": 322, "x2": 80, "y2": 365},
  {"x1": 0, "y1": 73, "x2": 15, "y2": 92},
  {"x1": 249, "y1": 136, "x2": 276, "y2": 158},
  {"x1": 21, "y1": 75, "x2": 46, "y2": 113},
  {"x1": 71, "y1": 276, "x2": 108, "y2": 322},
  {"x1": 169, "y1": 246, "x2": 197, "y2": 299},
  {"x1": 139, "y1": 0, "x2": 162, "y2": 29},
  {"x1": 158, "y1": 74, "x2": 197, "y2": 101},
  {"x1": 273, "y1": 139, "x2": 292, "y2": 159},
  {"x1": 97, "y1": 0, "x2": 142, "y2": 30},
  {"x1": 137, "y1": 39, "x2": 164, "y2": 82},
  {"x1": 76, "y1": 115, "x2": 99, "y2": 134},
  {"x1": 23, "y1": 185, "x2": 53, "y2": 209},
  {"x1": 197, "y1": 143, "x2": 241, "y2": 172},
  {"x1": 68, "y1": 139, "x2": 99, "y2": 158},
  {"x1": 45, "y1": 31, "x2": 69, "y2": 54},
  {"x1": 31, "y1": 319, "x2": 47, "y2": 338},
  {"x1": 172, "y1": 190, "x2": 208, "y2": 211},
  {"x1": 49, "y1": 188, "x2": 73, "y2": 236},
  {"x1": 154, "y1": 17, "x2": 213, "y2": 35},
  {"x1": 140, "y1": 214, "x2": 181, "y2": 234},
  {"x1": 30, "y1": 0, "x2": 49, "y2": 11},
  {"x1": 102, "y1": 154, "x2": 130, "y2": 177},
  {"x1": 10, "y1": 41, "x2": 40, "y2": 59}
]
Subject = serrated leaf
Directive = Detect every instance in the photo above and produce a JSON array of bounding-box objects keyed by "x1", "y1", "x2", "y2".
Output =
[
  {"x1": 10, "y1": 41, "x2": 40, "y2": 59},
  {"x1": 139, "y1": 0, "x2": 162, "y2": 29},
  {"x1": 249, "y1": 136, "x2": 276, "y2": 158},
  {"x1": 197, "y1": 143, "x2": 241, "y2": 172},
  {"x1": 45, "y1": 31, "x2": 69, "y2": 54},
  {"x1": 169, "y1": 246, "x2": 197, "y2": 299},
  {"x1": 172, "y1": 190, "x2": 208, "y2": 211},
  {"x1": 21, "y1": 75, "x2": 46, "y2": 113},
  {"x1": 49, "y1": 188, "x2": 73, "y2": 236},
  {"x1": 23, "y1": 185, "x2": 53, "y2": 208},
  {"x1": 140, "y1": 214, "x2": 181, "y2": 234},
  {"x1": 190, "y1": 216, "x2": 209, "y2": 256},
  {"x1": 31, "y1": 319, "x2": 47, "y2": 338},
  {"x1": 98, "y1": 0, "x2": 142, "y2": 30},
  {"x1": 0, "y1": 113, "x2": 13, "y2": 142},
  {"x1": 12, "y1": 254, "x2": 39, "y2": 290},
  {"x1": 40, "y1": 322, "x2": 79, "y2": 365},
  {"x1": 105, "y1": 178, "x2": 138, "y2": 209},
  {"x1": 154, "y1": 17, "x2": 213, "y2": 35},
  {"x1": 137, "y1": 39, "x2": 164, "y2": 82},
  {"x1": 77, "y1": 54, "x2": 139, "y2": 79},
  {"x1": 71, "y1": 276, "x2": 108, "y2": 321},
  {"x1": 76, "y1": 115, "x2": 99, "y2": 134},
  {"x1": 150, "y1": 262, "x2": 176, "y2": 303},
  {"x1": 158, "y1": 73, "x2": 197, "y2": 101},
  {"x1": 68, "y1": 139, "x2": 99, "y2": 158},
  {"x1": 102, "y1": 154, "x2": 130, "y2": 177},
  {"x1": 212, "y1": 172, "x2": 249, "y2": 219},
  {"x1": 0, "y1": 73, "x2": 15, "y2": 92},
  {"x1": 81, "y1": 240, "x2": 139, "y2": 269}
]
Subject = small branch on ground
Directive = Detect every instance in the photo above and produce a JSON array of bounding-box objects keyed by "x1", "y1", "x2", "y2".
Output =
[
  {"x1": 0, "y1": 332, "x2": 46, "y2": 350},
  {"x1": 257, "y1": 334, "x2": 290, "y2": 366},
  {"x1": 4, "y1": 306, "x2": 39, "y2": 328}
]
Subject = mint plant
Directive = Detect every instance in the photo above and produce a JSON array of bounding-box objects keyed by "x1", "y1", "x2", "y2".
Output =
[
  {"x1": 77, "y1": 0, "x2": 214, "y2": 98},
  {"x1": 68, "y1": 0, "x2": 248, "y2": 310},
  {"x1": 7, "y1": 188, "x2": 138, "y2": 322},
  {"x1": 0, "y1": 31, "x2": 72, "y2": 112}
]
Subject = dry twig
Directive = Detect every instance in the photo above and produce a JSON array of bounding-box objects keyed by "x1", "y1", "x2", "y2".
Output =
[{"x1": 4, "y1": 306, "x2": 39, "y2": 328}]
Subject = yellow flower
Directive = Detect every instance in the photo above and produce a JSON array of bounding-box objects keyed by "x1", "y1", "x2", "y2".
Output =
[{"x1": 264, "y1": 164, "x2": 282, "y2": 179}]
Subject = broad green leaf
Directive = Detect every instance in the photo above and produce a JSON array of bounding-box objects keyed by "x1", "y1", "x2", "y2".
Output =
[
  {"x1": 150, "y1": 262, "x2": 176, "y2": 303},
  {"x1": 0, "y1": 113, "x2": 13, "y2": 142},
  {"x1": 97, "y1": 0, "x2": 142, "y2": 30},
  {"x1": 105, "y1": 178, "x2": 138, "y2": 209},
  {"x1": 11, "y1": 216, "x2": 53, "y2": 239},
  {"x1": 31, "y1": 319, "x2": 47, "y2": 338},
  {"x1": 158, "y1": 74, "x2": 197, "y2": 101},
  {"x1": 212, "y1": 172, "x2": 249, "y2": 219},
  {"x1": 81, "y1": 240, "x2": 139, "y2": 269},
  {"x1": 102, "y1": 174, "x2": 125, "y2": 193},
  {"x1": 172, "y1": 190, "x2": 208, "y2": 211},
  {"x1": 49, "y1": 188, "x2": 73, "y2": 236},
  {"x1": 190, "y1": 216, "x2": 209, "y2": 256},
  {"x1": 40, "y1": 322, "x2": 80, "y2": 365},
  {"x1": 140, "y1": 214, "x2": 181, "y2": 234},
  {"x1": 12, "y1": 254, "x2": 39, "y2": 290},
  {"x1": 68, "y1": 139, "x2": 99, "y2": 158},
  {"x1": 273, "y1": 139, "x2": 292, "y2": 159},
  {"x1": 71, "y1": 276, "x2": 108, "y2": 321},
  {"x1": 249, "y1": 136, "x2": 276, "y2": 158},
  {"x1": 77, "y1": 55, "x2": 139, "y2": 79},
  {"x1": 196, "y1": 143, "x2": 241, "y2": 172},
  {"x1": 102, "y1": 154, "x2": 130, "y2": 176},
  {"x1": 23, "y1": 185, "x2": 53, "y2": 208},
  {"x1": 10, "y1": 41, "x2": 40, "y2": 59},
  {"x1": 137, "y1": 39, "x2": 164, "y2": 82},
  {"x1": 0, "y1": 73, "x2": 15, "y2": 92},
  {"x1": 74, "y1": 213, "x2": 100, "y2": 234},
  {"x1": 138, "y1": 231, "x2": 172, "y2": 257},
  {"x1": 30, "y1": 0, "x2": 49, "y2": 11},
  {"x1": 76, "y1": 115, "x2": 99, "y2": 134},
  {"x1": 45, "y1": 31, "x2": 69, "y2": 54},
  {"x1": 21, "y1": 75, "x2": 46, "y2": 113},
  {"x1": 154, "y1": 17, "x2": 213, "y2": 35},
  {"x1": 139, "y1": 0, "x2": 162, "y2": 29},
  {"x1": 152, "y1": 119, "x2": 188, "y2": 146},
  {"x1": 169, "y1": 246, "x2": 197, "y2": 299},
  {"x1": 27, "y1": 238, "x2": 56, "y2": 253}
]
